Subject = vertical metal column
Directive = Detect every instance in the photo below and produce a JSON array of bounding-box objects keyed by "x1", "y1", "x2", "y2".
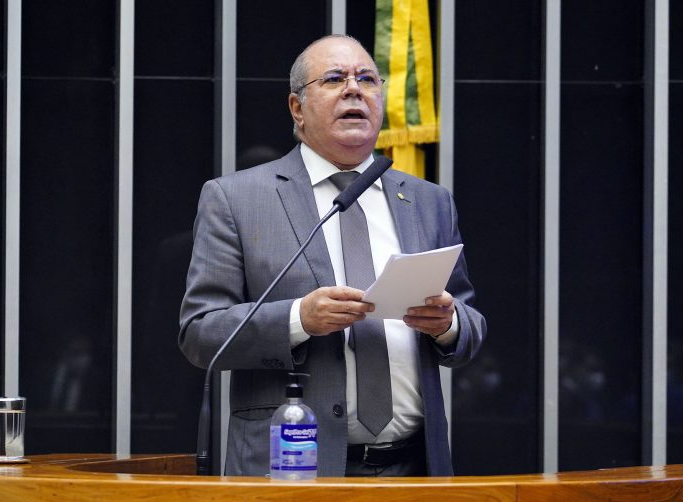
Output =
[
  {"x1": 3, "y1": 0, "x2": 22, "y2": 398},
  {"x1": 115, "y1": 0, "x2": 134, "y2": 456},
  {"x1": 650, "y1": 0, "x2": 669, "y2": 467},
  {"x1": 438, "y1": 0, "x2": 455, "y2": 193},
  {"x1": 220, "y1": 0, "x2": 236, "y2": 178},
  {"x1": 642, "y1": 0, "x2": 668, "y2": 467},
  {"x1": 218, "y1": 0, "x2": 237, "y2": 474},
  {"x1": 438, "y1": 0, "x2": 455, "y2": 446},
  {"x1": 542, "y1": 0, "x2": 561, "y2": 474},
  {"x1": 330, "y1": 0, "x2": 346, "y2": 35}
]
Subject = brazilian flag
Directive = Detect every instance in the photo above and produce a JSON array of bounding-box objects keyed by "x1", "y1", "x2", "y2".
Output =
[{"x1": 374, "y1": 0, "x2": 439, "y2": 179}]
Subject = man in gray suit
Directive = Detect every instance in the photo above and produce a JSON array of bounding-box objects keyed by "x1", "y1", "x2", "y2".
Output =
[{"x1": 180, "y1": 35, "x2": 486, "y2": 477}]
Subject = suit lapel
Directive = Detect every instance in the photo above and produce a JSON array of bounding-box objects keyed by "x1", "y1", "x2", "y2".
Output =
[
  {"x1": 275, "y1": 148, "x2": 336, "y2": 288},
  {"x1": 382, "y1": 170, "x2": 422, "y2": 254}
]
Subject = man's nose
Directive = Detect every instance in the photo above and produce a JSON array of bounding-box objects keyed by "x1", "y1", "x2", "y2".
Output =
[{"x1": 342, "y1": 76, "x2": 363, "y2": 96}]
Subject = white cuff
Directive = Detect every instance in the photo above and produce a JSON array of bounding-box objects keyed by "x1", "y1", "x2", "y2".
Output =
[
  {"x1": 289, "y1": 298, "x2": 311, "y2": 348},
  {"x1": 433, "y1": 308, "x2": 460, "y2": 346}
]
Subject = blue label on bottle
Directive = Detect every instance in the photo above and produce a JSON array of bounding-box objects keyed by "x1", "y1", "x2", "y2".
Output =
[
  {"x1": 270, "y1": 424, "x2": 317, "y2": 472},
  {"x1": 281, "y1": 425, "x2": 317, "y2": 442}
]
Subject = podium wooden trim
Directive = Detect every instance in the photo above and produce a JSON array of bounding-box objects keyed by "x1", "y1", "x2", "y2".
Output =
[{"x1": 0, "y1": 454, "x2": 681, "y2": 501}]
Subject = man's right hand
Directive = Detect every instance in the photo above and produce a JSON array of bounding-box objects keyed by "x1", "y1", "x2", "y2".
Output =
[{"x1": 300, "y1": 286, "x2": 374, "y2": 336}]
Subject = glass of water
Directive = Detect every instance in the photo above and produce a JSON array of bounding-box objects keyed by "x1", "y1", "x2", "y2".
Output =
[{"x1": 0, "y1": 397, "x2": 26, "y2": 462}]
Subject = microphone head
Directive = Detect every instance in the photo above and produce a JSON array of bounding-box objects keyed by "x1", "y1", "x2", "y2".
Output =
[{"x1": 333, "y1": 155, "x2": 394, "y2": 211}]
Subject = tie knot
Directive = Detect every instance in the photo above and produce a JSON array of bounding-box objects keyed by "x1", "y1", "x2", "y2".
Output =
[{"x1": 329, "y1": 171, "x2": 360, "y2": 192}]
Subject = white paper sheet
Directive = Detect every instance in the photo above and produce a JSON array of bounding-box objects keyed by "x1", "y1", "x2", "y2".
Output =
[{"x1": 362, "y1": 244, "x2": 463, "y2": 320}]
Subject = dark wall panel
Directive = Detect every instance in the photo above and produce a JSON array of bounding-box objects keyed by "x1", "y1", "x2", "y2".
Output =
[
  {"x1": 451, "y1": 82, "x2": 542, "y2": 475},
  {"x1": 449, "y1": 0, "x2": 543, "y2": 476},
  {"x1": 558, "y1": 1, "x2": 644, "y2": 472},
  {"x1": 131, "y1": 80, "x2": 212, "y2": 453},
  {"x1": 669, "y1": 2, "x2": 683, "y2": 80},
  {"x1": 668, "y1": 0, "x2": 683, "y2": 467},
  {"x1": 455, "y1": 0, "x2": 542, "y2": 80},
  {"x1": 1, "y1": 1, "x2": 5, "y2": 71},
  {"x1": 671, "y1": 2, "x2": 683, "y2": 81},
  {"x1": 346, "y1": 0, "x2": 376, "y2": 53},
  {"x1": 20, "y1": 79, "x2": 115, "y2": 453},
  {"x1": 19, "y1": 0, "x2": 116, "y2": 454},
  {"x1": 130, "y1": 2, "x2": 215, "y2": 454},
  {"x1": 668, "y1": 79, "x2": 683, "y2": 463},
  {"x1": 558, "y1": 83, "x2": 643, "y2": 470},
  {"x1": 22, "y1": 0, "x2": 115, "y2": 78},
  {"x1": 135, "y1": 0, "x2": 214, "y2": 77},
  {"x1": 562, "y1": 0, "x2": 643, "y2": 81},
  {"x1": 236, "y1": 81, "x2": 297, "y2": 169}
]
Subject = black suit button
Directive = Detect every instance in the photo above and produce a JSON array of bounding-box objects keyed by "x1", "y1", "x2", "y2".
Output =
[{"x1": 332, "y1": 404, "x2": 344, "y2": 417}]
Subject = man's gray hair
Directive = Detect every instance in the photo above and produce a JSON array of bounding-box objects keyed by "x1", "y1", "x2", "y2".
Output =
[{"x1": 289, "y1": 34, "x2": 370, "y2": 140}]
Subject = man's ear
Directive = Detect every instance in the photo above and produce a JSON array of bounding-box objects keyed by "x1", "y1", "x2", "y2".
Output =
[{"x1": 288, "y1": 93, "x2": 304, "y2": 130}]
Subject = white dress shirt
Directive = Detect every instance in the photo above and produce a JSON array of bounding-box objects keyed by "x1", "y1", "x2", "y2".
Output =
[{"x1": 289, "y1": 143, "x2": 457, "y2": 444}]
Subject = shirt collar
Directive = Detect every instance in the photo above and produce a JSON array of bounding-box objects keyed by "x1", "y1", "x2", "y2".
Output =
[{"x1": 300, "y1": 142, "x2": 383, "y2": 190}]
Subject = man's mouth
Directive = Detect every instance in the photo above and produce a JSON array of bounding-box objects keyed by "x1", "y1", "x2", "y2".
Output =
[{"x1": 339, "y1": 110, "x2": 367, "y2": 120}]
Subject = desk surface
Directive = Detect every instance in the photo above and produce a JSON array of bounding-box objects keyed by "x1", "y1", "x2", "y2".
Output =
[{"x1": 0, "y1": 454, "x2": 682, "y2": 501}]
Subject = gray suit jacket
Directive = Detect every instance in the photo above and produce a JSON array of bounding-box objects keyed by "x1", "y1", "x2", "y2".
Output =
[{"x1": 179, "y1": 145, "x2": 486, "y2": 476}]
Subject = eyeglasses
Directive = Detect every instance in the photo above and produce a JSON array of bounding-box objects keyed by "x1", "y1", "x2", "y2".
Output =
[{"x1": 295, "y1": 72, "x2": 385, "y2": 95}]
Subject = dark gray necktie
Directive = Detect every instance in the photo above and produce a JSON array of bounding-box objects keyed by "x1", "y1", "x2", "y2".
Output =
[{"x1": 329, "y1": 171, "x2": 392, "y2": 436}]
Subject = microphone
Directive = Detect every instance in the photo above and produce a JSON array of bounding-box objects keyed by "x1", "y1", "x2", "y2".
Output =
[
  {"x1": 333, "y1": 155, "x2": 394, "y2": 211},
  {"x1": 195, "y1": 155, "x2": 393, "y2": 475}
]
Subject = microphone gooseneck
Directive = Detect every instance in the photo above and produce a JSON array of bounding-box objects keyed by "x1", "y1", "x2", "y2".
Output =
[
  {"x1": 332, "y1": 155, "x2": 393, "y2": 211},
  {"x1": 196, "y1": 154, "x2": 393, "y2": 475}
]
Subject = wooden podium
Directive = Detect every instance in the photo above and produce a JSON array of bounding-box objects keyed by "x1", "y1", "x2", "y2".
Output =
[{"x1": 0, "y1": 454, "x2": 682, "y2": 501}]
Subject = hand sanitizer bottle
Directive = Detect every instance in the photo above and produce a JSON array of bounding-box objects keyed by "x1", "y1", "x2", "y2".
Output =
[{"x1": 270, "y1": 373, "x2": 317, "y2": 480}]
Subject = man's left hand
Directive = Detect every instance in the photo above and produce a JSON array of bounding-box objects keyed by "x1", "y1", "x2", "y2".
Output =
[{"x1": 403, "y1": 291, "x2": 455, "y2": 337}]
